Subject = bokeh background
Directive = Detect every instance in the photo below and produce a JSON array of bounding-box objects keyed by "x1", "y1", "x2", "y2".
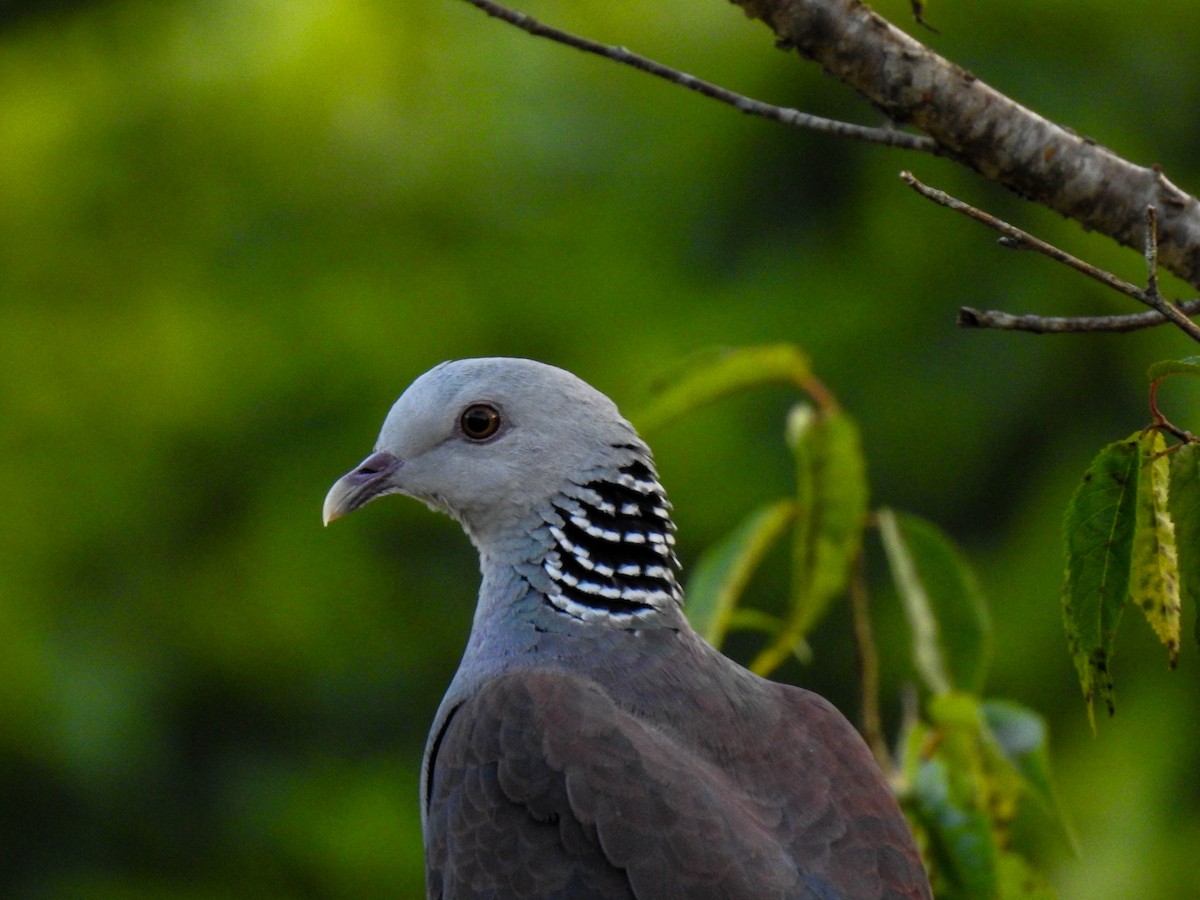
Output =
[{"x1": 3, "y1": 0, "x2": 1199, "y2": 896}]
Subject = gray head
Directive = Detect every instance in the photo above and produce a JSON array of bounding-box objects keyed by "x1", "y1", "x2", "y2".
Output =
[
  {"x1": 324, "y1": 358, "x2": 682, "y2": 620},
  {"x1": 324, "y1": 358, "x2": 645, "y2": 535}
]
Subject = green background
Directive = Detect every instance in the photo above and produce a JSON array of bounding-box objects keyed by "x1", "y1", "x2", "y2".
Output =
[{"x1": 2, "y1": 0, "x2": 1198, "y2": 896}]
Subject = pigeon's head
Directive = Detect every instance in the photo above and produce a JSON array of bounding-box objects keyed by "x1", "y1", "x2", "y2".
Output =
[{"x1": 323, "y1": 358, "x2": 649, "y2": 542}]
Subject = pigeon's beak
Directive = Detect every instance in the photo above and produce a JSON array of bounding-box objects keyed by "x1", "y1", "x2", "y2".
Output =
[{"x1": 322, "y1": 451, "x2": 404, "y2": 526}]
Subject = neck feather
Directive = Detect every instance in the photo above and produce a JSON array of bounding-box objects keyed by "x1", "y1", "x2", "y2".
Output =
[{"x1": 539, "y1": 453, "x2": 683, "y2": 625}]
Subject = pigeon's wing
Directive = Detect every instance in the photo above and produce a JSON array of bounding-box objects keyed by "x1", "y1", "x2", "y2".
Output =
[
  {"x1": 762, "y1": 686, "x2": 933, "y2": 900},
  {"x1": 424, "y1": 668, "x2": 811, "y2": 900}
]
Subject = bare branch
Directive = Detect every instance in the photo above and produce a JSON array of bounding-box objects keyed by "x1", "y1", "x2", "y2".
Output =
[
  {"x1": 725, "y1": 0, "x2": 1200, "y2": 289},
  {"x1": 457, "y1": 0, "x2": 941, "y2": 153},
  {"x1": 901, "y1": 171, "x2": 1146, "y2": 300},
  {"x1": 459, "y1": 0, "x2": 1200, "y2": 291},
  {"x1": 901, "y1": 172, "x2": 1200, "y2": 344},
  {"x1": 958, "y1": 302, "x2": 1200, "y2": 335}
]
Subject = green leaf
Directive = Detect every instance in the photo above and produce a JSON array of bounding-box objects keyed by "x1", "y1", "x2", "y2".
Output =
[
  {"x1": 796, "y1": 409, "x2": 869, "y2": 633},
  {"x1": 915, "y1": 755, "x2": 998, "y2": 898},
  {"x1": 914, "y1": 695, "x2": 1062, "y2": 899},
  {"x1": 724, "y1": 608, "x2": 783, "y2": 636},
  {"x1": 1130, "y1": 431, "x2": 1181, "y2": 668},
  {"x1": 633, "y1": 344, "x2": 812, "y2": 434},
  {"x1": 750, "y1": 407, "x2": 868, "y2": 675},
  {"x1": 1167, "y1": 442, "x2": 1200, "y2": 649},
  {"x1": 928, "y1": 689, "x2": 984, "y2": 729},
  {"x1": 878, "y1": 509, "x2": 949, "y2": 695},
  {"x1": 995, "y1": 851, "x2": 1059, "y2": 899},
  {"x1": 982, "y1": 700, "x2": 1076, "y2": 853},
  {"x1": 878, "y1": 510, "x2": 992, "y2": 694},
  {"x1": 980, "y1": 701, "x2": 1052, "y2": 813},
  {"x1": 1146, "y1": 355, "x2": 1200, "y2": 381},
  {"x1": 684, "y1": 500, "x2": 795, "y2": 647},
  {"x1": 915, "y1": 694, "x2": 999, "y2": 899},
  {"x1": 1061, "y1": 436, "x2": 1140, "y2": 726},
  {"x1": 787, "y1": 403, "x2": 818, "y2": 635}
]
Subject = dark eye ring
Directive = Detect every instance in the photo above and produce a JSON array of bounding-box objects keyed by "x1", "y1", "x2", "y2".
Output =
[{"x1": 460, "y1": 403, "x2": 501, "y2": 441}]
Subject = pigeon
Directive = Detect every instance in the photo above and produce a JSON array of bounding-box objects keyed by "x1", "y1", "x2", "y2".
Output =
[{"x1": 324, "y1": 357, "x2": 931, "y2": 900}]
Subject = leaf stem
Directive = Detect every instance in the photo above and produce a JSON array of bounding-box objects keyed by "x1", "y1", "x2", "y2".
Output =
[
  {"x1": 849, "y1": 551, "x2": 892, "y2": 773},
  {"x1": 1148, "y1": 378, "x2": 1198, "y2": 445}
]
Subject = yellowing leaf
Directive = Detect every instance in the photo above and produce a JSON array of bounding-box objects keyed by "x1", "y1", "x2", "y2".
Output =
[
  {"x1": 1061, "y1": 436, "x2": 1140, "y2": 726},
  {"x1": 1167, "y1": 443, "x2": 1200, "y2": 650},
  {"x1": 1131, "y1": 431, "x2": 1181, "y2": 668}
]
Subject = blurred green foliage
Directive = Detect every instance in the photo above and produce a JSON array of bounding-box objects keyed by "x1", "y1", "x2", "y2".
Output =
[{"x1": 2, "y1": 0, "x2": 1200, "y2": 896}]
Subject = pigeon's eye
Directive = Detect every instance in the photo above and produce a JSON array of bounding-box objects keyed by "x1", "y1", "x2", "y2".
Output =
[{"x1": 460, "y1": 404, "x2": 501, "y2": 441}]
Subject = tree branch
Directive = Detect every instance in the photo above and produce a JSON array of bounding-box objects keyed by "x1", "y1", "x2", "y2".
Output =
[
  {"x1": 457, "y1": 0, "x2": 940, "y2": 154},
  {"x1": 459, "y1": 0, "x2": 1200, "y2": 290},
  {"x1": 957, "y1": 302, "x2": 1200, "y2": 335},
  {"x1": 727, "y1": 0, "x2": 1200, "y2": 288},
  {"x1": 901, "y1": 172, "x2": 1200, "y2": 343}
]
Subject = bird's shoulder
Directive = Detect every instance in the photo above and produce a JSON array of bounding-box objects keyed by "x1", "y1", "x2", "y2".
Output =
[
  {"x1": 427, "y1": 665, "x2": 929, "y2": 899},
  {"x1": 426, "y1": 666, "x2": 809, "y2": 898}
]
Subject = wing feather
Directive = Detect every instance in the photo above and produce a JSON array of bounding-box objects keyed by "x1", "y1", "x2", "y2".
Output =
[{"x1": 425, "y1": 666, "x2": 928, "y2": 900}]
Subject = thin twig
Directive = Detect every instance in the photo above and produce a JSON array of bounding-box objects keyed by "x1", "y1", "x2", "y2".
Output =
[
  {"x1": 901, "y1": 171, "x2": 1143, "y2": 297},
  {"x1": 958, "y1": 300, "x2": 1200, "y2": 334},
  {"x1": 901, "y1": 172, "x2": 1200, "y2": 344},
  {"x1": 458, "y1": 0, "x2": 942, "y2": 154},
  {"x1": 848, "y1": 551, "x2": 891, "y2": 774}
]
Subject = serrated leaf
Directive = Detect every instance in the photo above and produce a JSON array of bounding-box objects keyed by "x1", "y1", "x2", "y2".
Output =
[
  {"x1": 633, "y1": 344, "x2": 812, "y2": 433},
  {"x1": 1061, "y1": 436, "x2": 1140, "y2": 726},
  {"x1": 1146, "y1": 355, "x2": 1200, "y2": 381},
  {"x1": 684, "y1": 500, "x2": 795, "y2": 647},
  {"x1": 1167, "y1": 443, "x2": 1200, "y2": 649},
  {"x1": 750, "y1": 408, "x2": 868, "y2": 675},
  {"x1": 878, "y1": 510, "x2": 992, "y2": 694},
  {"x1": 1131, "y1": 431, "x2": 1181, "y2": 667}
]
